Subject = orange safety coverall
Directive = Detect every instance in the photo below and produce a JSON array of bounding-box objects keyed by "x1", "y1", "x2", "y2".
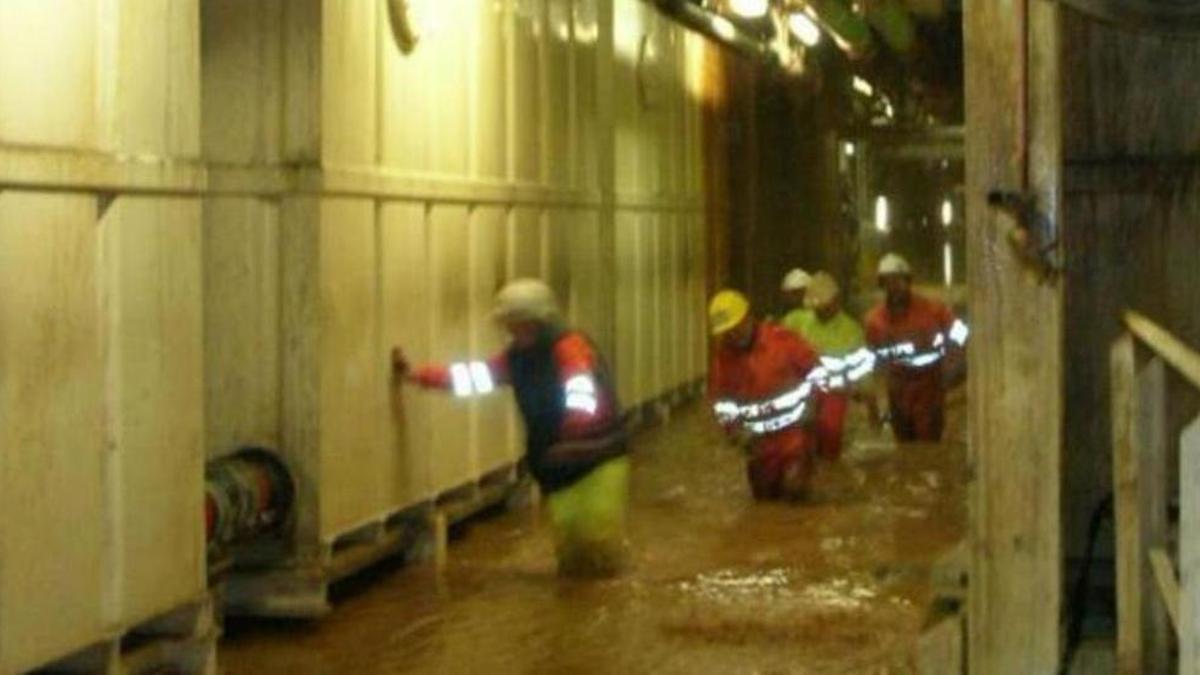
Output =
[
  {"x1": 709, "y1": 322, "x2": 820, "y2": 500},
  {"x1": 864, "y1": 294, "x2": 957, "y2": 442}
]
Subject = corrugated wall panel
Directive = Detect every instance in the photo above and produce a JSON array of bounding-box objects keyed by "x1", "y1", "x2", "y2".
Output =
[
  {"x1": 380, "y1": 202, "x2": 436, "y2": 505},
  {"x1": 614, "y1": 212, "x2": 641, "y2": 404},
  {"x1": 322, "y1": 0, "x2": 377, "y2": 166},
  {"x1": 567, "y1": 210, "x2": 604, "y2": 338},
  {"x1": 508, "y1": 206, "x2": 545, "y2": 278},
  {"x1": 646, "y1": 215, "x2": 665, "y2": 396},
  {"x1": 195, "y1": 0, "x2": 710, "y2": 550},
  {"x1": 469, "y1": 206, "x2": 518, "y2": 475},
  {"x1": 201, "y1": 0, "x2": 284, "y2": 164},
  {"x1": 428, "y1": 7, "x2": 471, "y2": 177},
  {"x1": 471, "y1": 0, "x2": 509, "y2": 181},
  {"x1": 573, "y1": 0, "x2": 601, "y2": 192},
  {"x1": 318, "y1": 198, "x2": 387, "y2": 538},
  {"x1": 380, "y1": 3, "x2": 431, "y2": 174},
  {"x1": 512, "y1": 3, "x2": 543, "y2": 183},
  {"x1": 101, "y1": 197, "x2": 206, "y2": 626},
  {"x1": 0, "y1": 193, "x2": 107, "y2": 673},
  {"x1": 427, "y1": 204, "x2": 477, "y2": 493},
  {"x1": 204, "y1": 198, "x2": 282, "y2": 459},
  {"x1": 0, "y1": 1, "x2": 99, "y2": 149},
  {"x1": 662, "y1": 214, "x2": 683, "y2": 389},
  {"x1": 544, "y1": 208, "x2": 574, "y2": 318},
  {"x1": 545, "y1": 0, "x2": 573, "y2": 187},
  {"x1": 113, "y1": 0, "x2": 201, "y2": 157}
]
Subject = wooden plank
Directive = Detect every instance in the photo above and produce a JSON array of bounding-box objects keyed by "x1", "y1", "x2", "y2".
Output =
[
  {"x1": 1113, "y1": 340, "x2": 1171, "y2": 674},
  {"x1": 917, "y1": 613, "x2": 965, "y2": 675},
  {"x1": 1181, "y1": 414, "x2": 1200, "y2": 675},
  {"x1": 1112, "y1": 333, "x2": 1140, "y2": 673},
  {"x1": 1148, "y1": 547, "x2": 1180, "y2": 634},
  {"x1": 1136, "y1": 358, "x2": 1171, "y2": 673},
  {"x1": 964, "y1": 0, "x2": 1064, "y2": 672},
  {"x1": 1125, "y1": 311, "x2": 1200, "y2": 391}
]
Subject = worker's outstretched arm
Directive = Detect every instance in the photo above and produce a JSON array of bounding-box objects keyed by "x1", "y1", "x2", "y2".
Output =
[{"x1": 392, "y1": 347, "x2": 510, "y2": 396}]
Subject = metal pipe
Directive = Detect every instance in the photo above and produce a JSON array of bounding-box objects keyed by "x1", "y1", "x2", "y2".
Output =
[
  {"x1": 205, "y1": 448, "x2": 295, "y2": 557},
  {"x1": 653, "y1": 0, "x2": 775, "y2": 62},
  {"x1": 805, "y1": 0, "x2": 877, "y2": 57}
]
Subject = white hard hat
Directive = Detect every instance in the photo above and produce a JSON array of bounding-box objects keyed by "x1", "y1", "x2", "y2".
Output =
[
  {"x1": 780, "y1": 268, "x2": 811, "y2": 292},
  {"x1": 493, "y1": 278, "x2": 559, "y2": 322},
  {"x1": 877, "y1": 253, "x2": 912, "y2": 277},
  {"x1": 806, "y1": 272, "x2": 840, "y2": 308}
]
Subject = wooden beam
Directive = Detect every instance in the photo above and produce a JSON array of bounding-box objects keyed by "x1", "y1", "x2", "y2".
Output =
[
  {"x1": 1148, "y1": 547, "x2": 1180, "y2": 635},
  {"x1": 1125, "y1": 310, "x2": 1200, "y2": 390},
  {"x1": 1112, "y1": 340, "x2": 1171, "y2": 674},
  {"x1": 1181, "y1": 414, "x2": 1200, "y2": 675},
  {"x1": 965, "y1": 1, "x2": 1063, "y2": 672}
]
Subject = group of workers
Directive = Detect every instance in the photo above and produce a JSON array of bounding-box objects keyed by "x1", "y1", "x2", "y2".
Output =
[
  {"x1": 389, "y1": 252, "x2": 966, "y2": 577},
  {"x1": 708, "y1": 252, "x2": 966, "y2": 502}
]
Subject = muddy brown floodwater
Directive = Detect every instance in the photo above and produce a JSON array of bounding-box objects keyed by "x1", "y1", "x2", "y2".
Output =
[{"x1": 222, "y1": 399, "x2": 967, "y2": 675}]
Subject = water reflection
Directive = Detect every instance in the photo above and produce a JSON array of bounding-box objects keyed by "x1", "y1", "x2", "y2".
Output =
[{"x1": 222, "y1": 401, "x2": 966, "y2": 674}]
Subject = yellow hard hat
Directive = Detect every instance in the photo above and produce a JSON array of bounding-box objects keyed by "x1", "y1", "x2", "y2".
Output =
[{"x1": 708, "y1": 289, "x2": 750, "y2": 336}]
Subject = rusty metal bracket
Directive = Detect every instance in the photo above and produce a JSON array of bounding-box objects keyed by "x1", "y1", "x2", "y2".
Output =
[{"x1": 987, "y1": 190, "x2": 1062, "y2": 283}]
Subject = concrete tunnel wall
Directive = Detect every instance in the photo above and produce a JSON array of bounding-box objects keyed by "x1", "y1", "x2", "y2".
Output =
[{"x1": 0, "y1": 0, "x2": 715, "y2": 671}]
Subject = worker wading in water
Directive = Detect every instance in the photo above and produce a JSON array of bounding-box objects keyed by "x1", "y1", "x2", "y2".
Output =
[
  {"x1": 864, "y1": 253, "x2": 963, "y2": 442},
  {"x1": 392, "y1": 279, "x2": 629, "y2": 577},
  {"x1": 783, "y1": 272, "x2": 875, "y2": 460},
  {"x1": 708, "y1": 289, "x2": 821, "y2": 501}
]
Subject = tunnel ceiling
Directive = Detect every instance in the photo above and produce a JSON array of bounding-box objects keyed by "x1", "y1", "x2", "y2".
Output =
[{"x1": 656, "y1": 0, "x2": 964, "y2": 126}]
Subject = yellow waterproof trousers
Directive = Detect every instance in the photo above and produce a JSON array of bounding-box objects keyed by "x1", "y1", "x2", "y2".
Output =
[{"x1": 546, "y1": 456, "x2": 630, "y2": 577}]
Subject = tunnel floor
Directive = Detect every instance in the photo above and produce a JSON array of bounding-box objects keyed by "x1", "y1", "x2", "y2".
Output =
[{"x1": 221, "y1": 398, "x2": 967, "y2": 674}]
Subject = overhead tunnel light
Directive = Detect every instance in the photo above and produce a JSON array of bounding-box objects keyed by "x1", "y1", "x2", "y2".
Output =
[
  {"x1": 788, "y1": 12, "x2": 822, "y2": 47},
  {"x1": 852, "y1": 76, "x2": 874, "y2": 97},
  {"x1": 729, "y1": 0, "x2": 770, "y2": 19},
  {"x1": 843, "y1": 141, "x2": 856, "y2": 157},
  {"x1": 943, "y1": 243, "x2": 954, "y2": 286},
  {"x1": 941, "y1": 199, "x2": 954, "y2": 227},
  {"x1": 874, "y1": 195, "x2": 890, "y2": 234},
  {"x1": 711, "y1": 14, "x2": 738, "y2": 40}
]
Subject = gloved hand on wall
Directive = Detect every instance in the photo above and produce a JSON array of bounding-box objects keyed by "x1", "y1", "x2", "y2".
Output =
[{"x1": 391, "y1": 347, "x2": 410, "y2": 380}]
